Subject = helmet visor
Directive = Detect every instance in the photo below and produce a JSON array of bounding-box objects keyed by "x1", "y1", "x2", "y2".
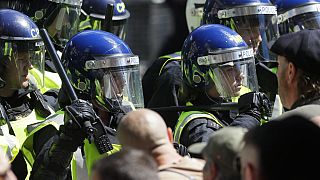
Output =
[
  {"x1": 231, "y1": 14, "x2": 279, "y2": 62},
  {"x1": 279, "y1": 12, "x2": 320, "y2": 34},
  {"x1": 85, "y1": 15, "x2": 128, "y2": 40},
  {"x1": 201, "y1": 48, "x2": 258, "y2": 99},
  {"x1": 44, "y1": 3, "x2": 81, "y2": 47},
  {"x1": 278, "y1": 3, "x2": 320, "y2": 34},
  {"x1": 0, "y1": 40, "x2": 45, "y2": 90},
  {"x1": 86, "y1": 55, "x2": 144, "y2": 112},
  {"x1": 218, "y1": 5, "x2": 279, "y2": 62}
]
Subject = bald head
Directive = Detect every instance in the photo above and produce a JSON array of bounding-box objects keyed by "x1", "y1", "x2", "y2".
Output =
[{"x1": 117, "y1": 109, "x2": 171, "y2": 151}]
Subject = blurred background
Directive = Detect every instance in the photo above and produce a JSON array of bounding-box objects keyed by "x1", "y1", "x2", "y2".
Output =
[{"x1": 123, "y1": 0, "x2": 188, "y2": 75}]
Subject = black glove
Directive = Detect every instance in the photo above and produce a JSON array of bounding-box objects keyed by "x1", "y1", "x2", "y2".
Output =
[
  {"x1": 60, "y1": 99, "x2": 97, "y2": 151},
  {"x1": 238, "y1": 92, "x2": 272, "y2": 121},
  {"x1": 109, "y1": 111, "x2": 126, "y2": 129}
]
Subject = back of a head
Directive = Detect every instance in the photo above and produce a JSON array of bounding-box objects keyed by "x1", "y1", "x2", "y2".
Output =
[
  {"x1": 204, "y1": 127, "x2": 246, "y2": 180},
  {"x1": 117, "y1": 109, "x2": 170, "y2": 151},
  {"x1": 243, "y1": 115, "x2": 320, "y2": 180},
  {"x1": 92, "y1": 148, "x2": 159, "y2": 180}
]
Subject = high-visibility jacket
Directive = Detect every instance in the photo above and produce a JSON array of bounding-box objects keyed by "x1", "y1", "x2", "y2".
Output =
[
  {"x1": 173, "y1": 101, "x2": 224, "y2": 144},
  {"x1": 0, "y1": 104, "x2": 55, "y2": 179},
  {"x1": 29, "y1": 68, "x2": 62, "y2": 93},
  {"x1": 24, "y1": 111, "x2": 121, "y2": 180}
]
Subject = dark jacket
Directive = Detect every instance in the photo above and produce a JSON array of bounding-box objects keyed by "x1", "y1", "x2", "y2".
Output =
[{"x1": 179, "y1": 94, "x2": 260, "y2": 147}]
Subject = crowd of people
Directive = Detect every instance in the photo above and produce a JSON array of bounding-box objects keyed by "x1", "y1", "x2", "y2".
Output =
[{"x1": 1, "y1": 0, "x2": 320, "y2": 180}]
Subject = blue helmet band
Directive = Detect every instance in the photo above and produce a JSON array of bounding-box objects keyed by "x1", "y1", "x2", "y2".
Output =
[
  {"x1": 85, "y1": 55, "x2": 139, "y2": 69},
  {"x1": 278, "y1": 3, "x2": 320, "y2": 24},
  {"x1": 197, "y1": 48, "x2": 254, "y2": 65},
  {"x1": 49, "y1": 0, "x2": 82, "y2": 6},
  {"x1": 218, "y1": 5, "x2": 276, "y2": 19}
]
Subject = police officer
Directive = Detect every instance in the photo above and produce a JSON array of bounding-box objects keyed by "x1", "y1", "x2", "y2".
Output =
[
  {"x1": 31, "y1": 30, "x2": 144, "y2": 179},
  {"x1": 0, "y1": 9, "x2": 56, "y2": 179},
  {"x1": 13, "y1": 0, "x2": 82, "y2": 96},
  {"x1": 0, "y1": 0, "x2": 82, "y2": 92},
  {"x1": 142, "y1": 0, "x2": 206, "y2": 130},
  {"x1": 202, "y1": 0, "x2": 280, "y2": 96},
  {"x1": 275, "y1": 0, "x2": 320, "y2": 35},
  {"x1": 174, "y1": 24, "x2": 271, "y2": 147},
  {"x1": 79, "y1": 0, "x2": 130, "y2": 40},
  {"x1": 21, "y1": 0, "x2": 82, "y2": 51}
]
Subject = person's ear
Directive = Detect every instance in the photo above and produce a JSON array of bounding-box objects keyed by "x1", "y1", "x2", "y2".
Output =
[
  {"x1": 243, "y1": 163, "x2": 258, "y2": 180},
  {"x1": 287, "y1": 62, "x2": 297, "y2": 85},
  {"x1": 210, "y1": 162, "x2": 218, "y2": 180},
  {"x1": 203, "y1": 161, "x2": 218, "y2": 180},
  {"x1": 167, "y1": 127, "x2": 173, "y2": 143}
]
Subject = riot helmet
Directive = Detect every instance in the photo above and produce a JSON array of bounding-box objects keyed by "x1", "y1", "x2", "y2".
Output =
[
  {"x1": 0, "y1": 9, "x2": 45, "y2": 91},
  {"x1": 181, "y1": 24, "x2": 258, "y2": 102},
  {"x1": 80, "y1": 0, "x2": 130, "y2": 40},
  {"x1": 186, "y1": 0, "x2": 207, "y2": 32},
  {"x1": 202, "y1": 0, "x2": 279, "y2": 63},
  {"x1": 275, "y1": 0, "x2": 320, "y2": 35},
  {"x1": 22, "y1": 0, "x2": 83, "y2": 50},
  {"x1": 62, "y1": 30, "x2": 144, "y2": 113}
]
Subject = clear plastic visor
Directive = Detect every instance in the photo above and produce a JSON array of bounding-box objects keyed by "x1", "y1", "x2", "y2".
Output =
[
  {"x1": 218, "y1": 5, "x2": 279, "y2": 63},
  {"x1": 0, "y1": 41, "x2": 45, "y2": 90},
  {"x1": 88, "y1": 17, "x2": 128, "y2": 40},
  {"x1": 206, "y1": 57, "x2": 258, "y2": 100},
  {"x1": 87, "y1": 55, "x2": 144, "y2": 112},
  {"x1": 100, "y1": 66, "x2": 144, "y2": 110},
  {"x1": 228, "y1": 14, "x2": 279, "y2": 62},
  {"x1": 279, "y1": 11, "x2": 320, "y2": 34},
  {"x1": 44, "y1": 3, "x2": 81, "y2": 47}
]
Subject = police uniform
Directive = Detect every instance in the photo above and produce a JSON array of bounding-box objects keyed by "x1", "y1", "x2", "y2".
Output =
[
  {"x1": 32, "y1": 30, "x2": 143, "y2": 180},
  {"x1": 173, "y1": 94, "x2": 260, "y2": 147},
  {"x1": 173, "y1": 25, "x2": 271, "y2": 147},
  {"x1": 27, "y1": 110, "x2": 121, "y2": 180},
  {"x1": 29, "y1": 68, "x2": 62, "y2": 94},
  {"x1": 142, "y1": 51, "x2": 182, "y2": 129},
  {"x1": 0, "y1": 89, "x2": 56, "y2": 179}
]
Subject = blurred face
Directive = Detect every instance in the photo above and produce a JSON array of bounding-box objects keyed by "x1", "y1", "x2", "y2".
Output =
[
  {"x1": 45, "y1": 6, "x2": 80, "y2": 47},
  {"x1": 221, "y1": 65, "x2": 244, "y2": 97},
  {"x1": 111, "y1": 71, "x2": 126, "y2": 98},
  {"x1": 207, "y1": 64, "x2": 244, "y2": 98},
  {"x1": 237, "y1": 26, "x2": 262, "y2": 54},
  {"x1": 3, "y1": 52, "x2": 32, "y2": 89}
]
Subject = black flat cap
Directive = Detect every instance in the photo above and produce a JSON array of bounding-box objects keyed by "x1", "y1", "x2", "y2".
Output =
[{"x1": 271, "y1": 29, "x2": 320, "y2": 76}]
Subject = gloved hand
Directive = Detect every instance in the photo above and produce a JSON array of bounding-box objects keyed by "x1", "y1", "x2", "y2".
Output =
[
  {"x1": 238, "y1": 92, "x2": 272, "y2": 121},
  {"x1": 60, "y1": 99, "x2": 97, "y2": 151}
]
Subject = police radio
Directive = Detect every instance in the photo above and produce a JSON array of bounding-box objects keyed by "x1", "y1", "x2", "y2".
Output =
[{"x1": 40, "y1": 29, "x2": 113, "y2": 154}]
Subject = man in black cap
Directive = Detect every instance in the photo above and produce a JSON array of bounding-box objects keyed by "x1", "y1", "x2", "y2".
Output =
[{"x1": 271, "y1": 29, "x2": 320, "y2": 114}]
